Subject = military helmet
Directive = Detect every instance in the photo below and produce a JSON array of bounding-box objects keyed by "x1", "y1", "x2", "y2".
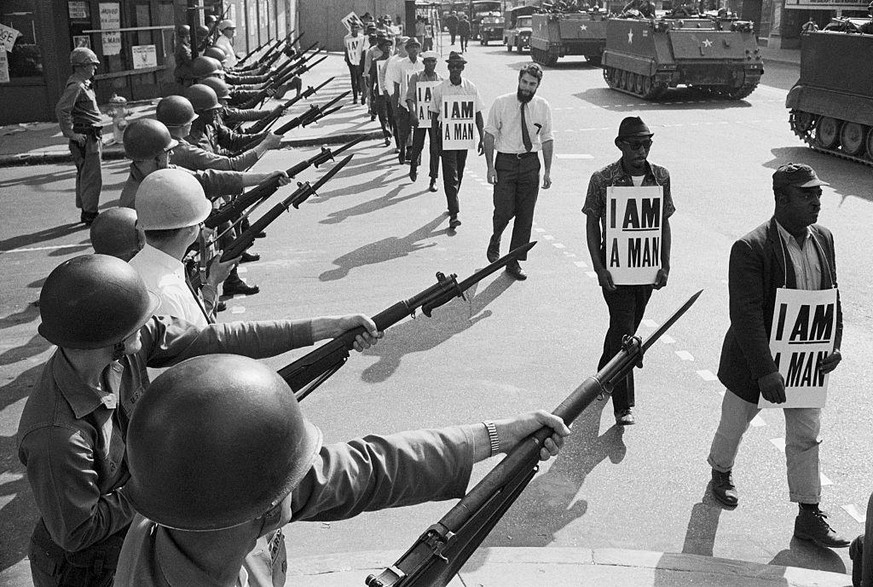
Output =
[
  {"x1": 195, "y1": 24, "x2": 211, "y2": 38},
  {"x1": 135, "y1": 169, "x2": 212, "y2": 230},
  {"x1": 217, "y1": 19, "x2": 237, "y2": 31},
  {"x1": 191, "y1": 55, "x2": 224, "y2": 79},
  {"x1": 123, "y1": 119, "x2": 179, "y2": 161},
  {"x1": 89, "y1": 207, "x2": 144, "y2": 262},
  {"x1": 155, "y1": 95, "x2": 197, "y2": 127},
  {"x1": 203, "y1": 46, "x2": 227, "y2": 62},
  {"x1": 70, "y1": 47, "x2": 100, "y2": 66},
  {"x1": 199, "y1": 76, "x2": 231, "y2": 100},
  {"x1": 176, "y1": 25, "x2": 191, "y2": 37},
  {"x1": 186, "y1": 84, "x2": 222, "y2": 112},
  {"x1": 126, "y1": 354, "x2": 323, "y2": 531},
  {"x1": 38, "y1": 255, "x2": 158, "y2": 349}
]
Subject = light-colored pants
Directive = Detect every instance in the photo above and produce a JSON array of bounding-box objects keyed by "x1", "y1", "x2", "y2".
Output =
[{"x1": 708, "y1": 389, "x2": 822, "y2": 504}]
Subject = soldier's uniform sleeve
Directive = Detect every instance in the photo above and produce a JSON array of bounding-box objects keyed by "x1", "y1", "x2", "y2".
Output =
[
  {"x1": 224, "y1": 106, "x2": 272, "y2": 124},
  {"x1": 55, "y1": 79, "x2": 83, "y2": 138},
  {"x1": 173, "y1": 141, "x2": 257, "y2": 172},
  {"x1": 215, "y1": 123, "x2": 263, "y2": 154},
  {"x1": 291, "y1": 427, "x2": 475, "y2": 522},
  {"x1": 191, "y1": 168, "x2": 247, "y2": 199}
]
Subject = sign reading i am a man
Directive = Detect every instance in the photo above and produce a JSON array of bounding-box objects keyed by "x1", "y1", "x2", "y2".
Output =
[
  {"x1": 442, "y1": 95, "x2": 476, "y2": 150},
  {"x1": 416, "y1": 81, "x2": 439, "y2": 125},
  {"x1": 759, "y1": 287, "x2": 838, "y2": 409},
  {"x1": 604, "y1": 186, "x2": 663, "y2": 285}
]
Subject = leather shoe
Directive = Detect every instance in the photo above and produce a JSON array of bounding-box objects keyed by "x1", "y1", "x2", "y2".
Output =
[
  {"x1": 506, "y1": 263, "x2": 527, "y2": 281},
  {"x1": 409, "y1": 166, "x2": 418, "y2": 182},
  {"x1": 794, "y1": 507, "x2": 851, "y2": 548},
  {"x1": 449, "y1": 215, "x2": 461, "y2": 229},
  {"x1": 240, "y1": 251, "x2": 260, "y2": 263},
  {"x1": 487, "y1": 236, "x2": 500, "y2": 263},
  {"x1": 223, "y1": 279, "x2": 260, "y2": 297},
  {"x1": 428, "y1": 178, "x2": 438, "y2": 192},
  {"x1": 398, "y1": 148, "x2": 406, "y2": 164},
  {"x1": 615, "y1": 408, "x2": 634, "y2": 425},
  {"x1": 711, "y1": 469, "x2": 738, "y2": 507},
  {"x1": 215, "y1": 301, "x2": 227, "y2": 313},
  {"x1": 80, "y1": 211, "x2": 99, "y2": 226}
]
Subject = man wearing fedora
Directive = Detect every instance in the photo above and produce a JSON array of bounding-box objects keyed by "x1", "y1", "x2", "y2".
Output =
[
  {"x1": 583, "y1": 116, "x2": 673, "y2": 426},
  {"x1": 706, "y1": 162, "x2": 849, "y2": 549},
  {"x1": 387, "y1": 37, "x2": 424, "y2": 164},
  {"x1": 429, "y1": 52, "x2": 485, "y2": 229}
]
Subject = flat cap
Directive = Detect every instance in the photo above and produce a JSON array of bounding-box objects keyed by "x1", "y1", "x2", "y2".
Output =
[{"x1": 772, "y1": 163, "x2": 828, "y2": 189}]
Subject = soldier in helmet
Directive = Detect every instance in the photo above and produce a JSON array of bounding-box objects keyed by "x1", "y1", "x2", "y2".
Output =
[
  {"x1": 89, "y1": 207, "x2": 144, "y2": 262},
  {"x1": 173, "y1": 25, "x2": 194, "y2": 86},
  {"x1": 200, "y1": 76, "x2": 285, "y2": 133},
  {"x1": 18, "y1": 255, "x2": 379, "y2": 587},
  {"x1": 56, "y1": 47, "x2": 103, "y2": 226},
  {"x1": 858, "y1": 1, "x2": 873, "y2": 34},
  {"x1": 115, "y1": 355, "x2": 570, "y2": 585}
]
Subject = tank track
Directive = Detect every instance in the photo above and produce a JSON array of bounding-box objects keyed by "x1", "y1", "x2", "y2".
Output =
[
  {"x1": 603, "y1": 66, "x2": 759, "y2": 101},
  {"x1": 788, "y1": 110, "x2": 873, "y2": 167}
]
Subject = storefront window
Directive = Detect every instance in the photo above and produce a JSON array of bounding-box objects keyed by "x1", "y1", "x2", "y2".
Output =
[{"x1": 2, "y1": 0, "x2": 44, "y2": 79}]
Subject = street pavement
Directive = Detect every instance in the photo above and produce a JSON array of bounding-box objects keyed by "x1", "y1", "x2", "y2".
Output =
[{"x1": 0, "y1": 38, "x2": 868, "y2": 586}]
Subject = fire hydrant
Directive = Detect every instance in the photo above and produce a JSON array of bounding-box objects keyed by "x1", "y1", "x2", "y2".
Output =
[{"x1": 106, "y1": 94, "x2": 129, "y2": 145}]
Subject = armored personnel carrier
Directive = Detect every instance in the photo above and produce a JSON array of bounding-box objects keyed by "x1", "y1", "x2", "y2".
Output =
[
  {"x1": 786, "y1": 31, "x2": 873, "y2": 164},
  {"x1": 601, "y1": 17, "x2": 763, "y2": 100},
  {"x1": 530, "y1": 11, "x2": 608, "y2": 66}
]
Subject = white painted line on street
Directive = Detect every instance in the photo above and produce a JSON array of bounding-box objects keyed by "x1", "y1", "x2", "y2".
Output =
[
  {"x1": 236, "y1": 267, "x2": 247, "y2": 274},
  {"x1": 556, "y1": 154, "x2": 594, "y2": 159},
  {"x1": 585, "y1": 271, "x2": 598, "y2": 279},
  {"x1": 564, "y1": 252, "x2": 577, "y2": 257},
  {"x1": 750, "y1": 414, "x2": 766, "y2": 427},
  {"x1": 675, "y1": 350, "x2": 694, "y2": 361},
  {"x1": 697, "y1": 369, "x2": 718, "y2": 381},
  {"x1": 553, "y1": 243, "x2": 566, "y2": 249},
  {"x1": 659, "y1": 334, "x2": 675, "y2": 344},
  {"x1": 2, "y1": 243, "x2": 88, "y2": 253},
  {"x1": 820, "y1": 473, "x2": 833, "y2": 487},
  {"x1": 843, "y1": 504, "x2": 866, "y2": 524},
  {"x1": 543, "y1": 235, "x2": 554, "y2": 240},
  {"x1": 534, "y1": 227, "x2": 546, "y2": 233},
  {"x1": 642, "y1": 319, "x2": 659, "y2": 328},
  {"x1": 231, "y1": 306, "x2": 246, "y2": 314},
  {"x1": 770, "y1": 437, "x2": 785, "y2": 453},
  {"x1": 574, "y1": 261, "x2": 588, "y2": 268}
]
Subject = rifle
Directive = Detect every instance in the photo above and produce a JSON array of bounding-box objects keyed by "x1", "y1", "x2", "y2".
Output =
[
  {"x1": 237, "y1": 38, "x2": 270, "y2": 68},
  {"x1": 274, "y1": 90, "x2": 349, "y2": 135},
  {"x1": 258, "y1": 30, "x2": 303, "y2": 68},
  {"x1": 288, "y1": 52, "x2": 327, "y2": 78},
  {"x1": 364, "y1": 290, "x2": 704, "y2": 587},
  {"x1": 243, "y1": 77, "x2": 335, "y2": 134},
  {"x1": 277, "y1": 242, "x2": 538, "y2": 400},
  {"x1": 205, "y1": 136, "x2": 366, "y2": 230},
  {"x1": 197, "y1": 3, "x2": 230, "y2": 53},
  {"x1": 218, "y1": 155, "x2": 353, "y2": 262}
]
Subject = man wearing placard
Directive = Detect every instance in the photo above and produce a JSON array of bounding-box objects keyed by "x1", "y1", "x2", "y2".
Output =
[
  {"x1": 583, "y1": 117, "x2": 673, "y2": 426},
  {"x1": 387, "y1": 37, "x2": 424, "y2": 164},
  {"x1": 343, "y1": 21, "x2": 367, "y2": 105},
  {"x1": 371, "y1": 36, "x2": 395, "y2": 147},
  {"x1": 384, "y1": 37, "x2": 409, "y2": 153},
  {"x1": 429, "y1": 52, "x2": 485, "y2": 229},
  {"x1": 707, "y1": 163, "x2": 848, "y2": 549},
  {"x1": 406, "y1": 51, "x2": 442, "y2": 192}
]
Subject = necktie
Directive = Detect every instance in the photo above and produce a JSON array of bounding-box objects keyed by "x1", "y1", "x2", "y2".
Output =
[{"x1": 521, "y1": 102, "x2": 532, "y2": 153}]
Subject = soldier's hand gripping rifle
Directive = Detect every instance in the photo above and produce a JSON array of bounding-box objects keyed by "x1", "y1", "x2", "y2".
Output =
[
  {"x1": 244, "y1": 76, "x2": 335, "y2": 134},
  {"x1": 364, "y1": 290, "x2": 704, "y2": 587},
  {"x1": 204, "y1": 136, "x2": 365, "y2": 230},
  {"x1": 217, "y1": 155, "x2": 353, "y2": 262},
  {"x1": 277, "y1": 242, "x2": 538, "y2": 401},
  {"x1": 273, "y1": 91, "x2": 349, "y2": 135}
]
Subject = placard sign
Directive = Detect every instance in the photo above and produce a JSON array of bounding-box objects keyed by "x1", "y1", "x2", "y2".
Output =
[
  {"x1": 0, "y1": 50, "x2": 9, "y2": 83},
  {"x1": 132, "y1": 45, "x2": 157, "y2": 69},
  {"x1": 341, "y1": 12, "x2": 364, "y2": 33},
  {"x1": 416, "y1": 81, "x2": 439, "y2": 124},
  {"x1": 376, "y1": 60, "x2": 387, "y2": 94},
  {"x1": 0, "y1": 24, "x2": 21, "y2": 53},
  {"x1": 604, "y1": 186, "x2": 663, "y2": 285},
  {"x1": 99, "y1": 3, "x2": 122, "y2": 56},
  {"x1": 759, "y1": 287, "x2": 838, "y2": 409},
  {"x1": 344, "y1": 35, "x2": 365, "y2": 65},
  {"x1": 441, "y1": 95, "x2": 476, "y2": 150}
]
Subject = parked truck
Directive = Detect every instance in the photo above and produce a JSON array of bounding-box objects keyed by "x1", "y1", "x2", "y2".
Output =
[{"x1": 530, "y1": 11, "x2": 608, "y2": 66}]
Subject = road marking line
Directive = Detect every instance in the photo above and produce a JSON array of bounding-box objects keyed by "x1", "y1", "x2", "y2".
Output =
[
  {"x1": 574, "y1": 261, "x2": 588, "y2": 268},
  {"x1": 770, "y1": 437, "x2": 785, "y2": 453},
  {"x1": 564, "y1": 252, "x2": 577, "y2": 257},
  {"x1": 556, "y1": 154, "x2": 594, "y2": 159},
  {"x1": 642, "y1": 319, "x2": 659, "y2": 328},
  {"x1": 543, "y1": 235, "x2": 554, "y2": 240},
  {"x1": 697, "y1": 369, "x2": 718, "y2": 381},
  {"x1": 534, "y1": 227, "x2": 546, "y2": 233},
  {"x1": 236, "y1": 267, "x2": 247, "y2": 274},
  {"x1": 675, "y1": 350, "x2": 694, "y2": 361},
  {"x1": 659, "y1": 334, "x2": 675, "y2": 344},
  {"x1": 1, "y1": 243, "x2": 88, "y2": 253},
  {"x1": 553, "y1": 243, "x2": 566, "y2": 249},
  {"x1": 820, "y1": 473, "x2": 833, "y2": 487},
  {"x1": 750, "y1": 414, "x2": 766, "y2": 427},
  {"x1": 585, "y1": 271, "x2": 598, "y2": 279},
  {"x1": 843, "y1": 504, "x2": 866, "y2": 524},
  {"x1": 231, "y1": 306, "x2": 246, "y2": 314}
]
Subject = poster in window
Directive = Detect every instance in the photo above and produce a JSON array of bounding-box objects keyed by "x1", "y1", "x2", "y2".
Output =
[
  {"x1": 0, "y1": 51, "x2": 9, "y2": 83},
  {"x1": 132, "y1": 45, "x2": 157, "y2": 69},
  {"x1": 99, "y1": 3, "x2": 122, "y2": 56},
  {"x1": 0, "y1": 24, "x2": 21, "y2": 53},
  {"x1": 68, "y1": 1, "x2": 89, "y2": 20},
  {"x1": 73, "y1": 35, "x2": 92, "y2": 49}
]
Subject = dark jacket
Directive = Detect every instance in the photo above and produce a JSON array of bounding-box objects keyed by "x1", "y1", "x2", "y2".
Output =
[{"x1": 717, "y1": 218, "x2": 841, "y2": 403}]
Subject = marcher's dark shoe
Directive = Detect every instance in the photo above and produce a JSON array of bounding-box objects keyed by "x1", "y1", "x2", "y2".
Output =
[
  {"x1": 223, "y1": 279, "x2": 260, "y2": 297},
  {"x1": 506, "y1": 262, "x2": 527, "y2": 281},
  {"x1": 487, "y1": 236, "x2": 500, "y2": 263},
  {"x1": 239, "y1": 251, "x2": 260, "y2": 263},
  {"x1": 215, "y1": 301, "x2": 227, "y2": 313},
  {"x1": 398, "y1": 148, "x2": 406, "y2": 165},
  {"x1": 371, "y1": 113, "x2": 377, "y2": 122},
  {"x1": 615, "y1": 408, "x2": 635, "y2": 426},
  {"x1": 428, "y1": 178, "x2": 438, "y2": 192},
  {"x1": 711, "y1": 469, "x2": 738, "y2": 507},
  {"x1": 409, "y1": 166, "x2": 418, "y2": 182},
  {"x1": 80, "y1": 211, "x2": 99, "y2": 226},
  {"x1": 449, "y1": 215, "x2": 461, "y2": 229},
  {"x1": 794, "y1": 507, "x2": 851, "y2": 548},
  {"x1": 384, "y1": 136, "x2": 391, "y2": 147}
]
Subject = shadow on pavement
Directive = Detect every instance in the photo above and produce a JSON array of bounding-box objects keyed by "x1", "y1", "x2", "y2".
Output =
[
  {"x1": 319, "y1": 215, "x2": 447, "y2": 281},
  {"x1": 0, "y1": 223, "x2": 86, "y2": 254},
  {"x1": 0, "y1": 168, "x2": 76, "y2": 191},
  {"x1": 0, "y1": 432, "x2": 37, "y2": 573},
  {"x1": 319, "y1": 182, "x2": 429, "y2": 225},
  {"x1": 359, "y1": 274, "x2": 515, "y2": 383},
  {"x1": 765, "y1": 146, "x2": 872, "y2": 206},
  {"x1": 574, "y1": 87, "x2": 754, "y2": 111},
  {"x1": 769, "y1": 536, "x2": 848, "y2": 575},
  {"x1": 680, "y1": 487, "x2": 726, "y2": 557}
]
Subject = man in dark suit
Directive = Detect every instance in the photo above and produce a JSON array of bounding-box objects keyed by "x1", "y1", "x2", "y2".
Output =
[{"x1": 707, "y1": 163, "x2": 849, "y2": 548}]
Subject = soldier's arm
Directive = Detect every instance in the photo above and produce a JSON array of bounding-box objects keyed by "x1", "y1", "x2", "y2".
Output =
[{"x1": 55, "y1": 82, "x2": 82, "y2": 139}]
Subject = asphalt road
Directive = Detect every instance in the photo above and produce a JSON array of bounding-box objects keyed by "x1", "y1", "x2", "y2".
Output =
[{"x1": 1, "y1": 45, "x2": 871, "y2": 584}]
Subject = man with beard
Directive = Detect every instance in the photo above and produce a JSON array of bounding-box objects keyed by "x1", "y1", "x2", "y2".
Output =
[{"x1": 483, "y1": 63, "x2": 553, "y2": 281}]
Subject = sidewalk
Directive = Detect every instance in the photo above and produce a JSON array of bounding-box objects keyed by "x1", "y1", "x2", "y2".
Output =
[{"x1": 759, "y1": 45, "x2": 802, "y2": 66}]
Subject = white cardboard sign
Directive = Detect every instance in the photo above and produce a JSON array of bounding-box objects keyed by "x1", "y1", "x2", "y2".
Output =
[
  {"x1": 604, "y1": 185, "x2": 663, "y2": 285},
  {"x1": 441, "y1": 95, "x2": 476, "y2": 150},
  {"x1": 415, "y1": 81, "x2": 439, "y2": 125}
]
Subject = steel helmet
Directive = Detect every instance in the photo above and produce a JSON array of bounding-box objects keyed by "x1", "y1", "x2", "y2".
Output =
[
  {"x1": 176, "y1": 24, "x2": 191, "y2": 37},
  {"x1": 199, "y1": 76, "x2": 231, "y2": 100},
  {"x1": 191, "y1": 55, "x2": 224, "y2": 79},
  {"x1": 195, "y1": 24, "x2": 211, "y2": 39},
  {"x1": 38, "y1": 255, "x2": 159, "y2": 349},
  {"x1": 70, "y1": 47, "x2": 100, "y2": 66},
  {"x1": 217, "y1": 19, "x2": 237, "y2": 31},
  {"x1": 135, "y1": 169, "x2": 212, "y2": 230},
  {"x1": 186, "y1": 84, "x2": 222, "y2": 112},
  {"x1": 123, "y1": 119, "x2": 179, "y2": 161},
  {"x1": 155, "y1": 95, "x2": 197, "y2": 127},
  {"x1": 126, "y1": 354, "x2": 323, "y2": 530},
  {"x1": 203, "y1": 45, "x2": 227, "y2": 62},
  {"x1": 89, "y1": 207, "x2": 145, "y2": 262}
]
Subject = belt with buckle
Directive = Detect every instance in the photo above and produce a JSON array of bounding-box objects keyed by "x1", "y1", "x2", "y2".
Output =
[{"x1": 498, "y1": 151, "x2": 537, "y2": 159}]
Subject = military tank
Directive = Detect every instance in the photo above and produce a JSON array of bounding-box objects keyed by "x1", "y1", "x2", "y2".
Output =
[
  {"x1": 786, "y1": 31, "x2": 873, "y2": 164},
  {"x1": 601, "y1": 17, "x2": 763, "y2": 100},
  {"x1": 530, "y1": 11, "x2": 608, "y2": 67}
]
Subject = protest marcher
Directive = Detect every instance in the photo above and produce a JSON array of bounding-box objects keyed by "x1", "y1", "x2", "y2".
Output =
[
  {"x1": 429, "y1": 52, "x2": 485, "y2": 229},
  {"x1": 458, "y1": 14, "x2": 472, "y2": 53},
  {"x1": 384, "y1": 37, "x2": 409, "y2": 153},
  {"x1": 371, "y1": 36, "x2": 396, "y2": 146},
  {"x1": 483, "y1": 63, "x2": 553, "y2": 281},
  {"x1": 445, "y1": 10, "x2": 460, "y2": 45},
  {"x1": 582, "y1": 117, "x2": 672, "y2": 426},
  {"x1": 406, "y1": 51, "x2": 442, "y2": 192},
  {"x1": 706, "y1": 163, "x2": 848, "y2": 549},
  {"x1": 343, "y1": 21, "x2": 367, "y2": 104},
  {"x1": 387, "y1": 37, "x2": 424, "y2": 164}
]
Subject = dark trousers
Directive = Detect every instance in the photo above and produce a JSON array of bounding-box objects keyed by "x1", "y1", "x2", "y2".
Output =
[
  {"x1": 449, "y1": 29, "x2": 457, "y2": 44},
  {"x1": 69, "y1": 135, "x2": 102, "y2": 214},
  {"x1": 29, "y1": 520, "x2": 126, "y2": 587},
  {"x1": 395, "y1": 105, "x2": 412, "y2": 153},
  {"x1": 460, "y1": 34, "x2": 469, "y2": 51},
  {"x1": 491, "y1": 153, "x2": 540, "y2": 261},
  {"x1": 410, "y1": 126, "x2": 440, "y2": 179},
  {"x1": 598, "y1": 285, "x2": 653, "y2": 413},
  {"x1": 440, "y1": 149, "x2": 467, "y2": 215},
  {"x1": 346, "y1": 62, "x2": 363, "y2": 101},
  {"x1": 373, "y1": 93, "x2": 392, "y2": 139}
]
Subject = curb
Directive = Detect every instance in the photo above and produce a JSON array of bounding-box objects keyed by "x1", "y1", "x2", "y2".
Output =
[{"x1": 0, "y1": 130, "x2": 385, "y2": 168}]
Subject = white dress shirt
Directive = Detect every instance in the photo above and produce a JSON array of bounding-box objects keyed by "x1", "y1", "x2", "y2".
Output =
[
  {"x1": 129, "y1": 244, "x2": 210, "y2": 328},
  {"x1": 484, "y1": 92, "x2": 554, "y2": 154}
]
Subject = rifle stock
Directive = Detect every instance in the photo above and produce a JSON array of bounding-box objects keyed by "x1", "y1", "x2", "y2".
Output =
[
  {"x1": 277, "y1": 242, "x2": 537, "y2": 400},
  {"x1": 364, "y1": 290, "x2": 704, "y2": 587},
  {"x1": 245, "y1": 76, "x2": 335, "y2": 134}
]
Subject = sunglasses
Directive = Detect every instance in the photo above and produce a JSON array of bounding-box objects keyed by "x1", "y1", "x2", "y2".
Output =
[
  {"x1": 447, "y1": 63, "x2": 465, "y2": 70},
  {"x1": 621, "y1": 139, "x2": 653, "y2": 150}
]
